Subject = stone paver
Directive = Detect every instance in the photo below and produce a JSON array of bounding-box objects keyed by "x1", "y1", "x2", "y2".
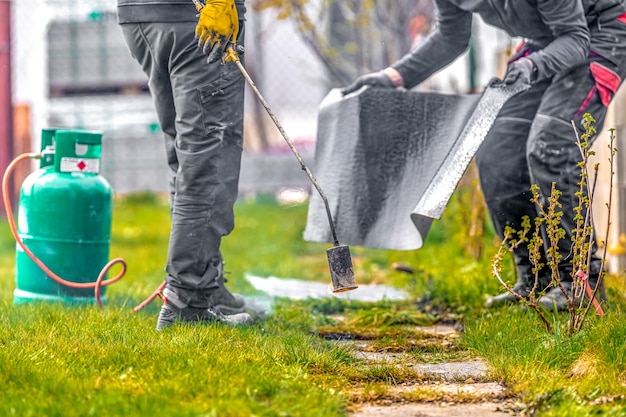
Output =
[
  {"x1": 350, "y1": 401, "x2": 512, "y2": 417},
  {"x1": 413, "y1": 359, "x2": 490, "y2": 382},
  {"x1": 391, "y1": 381, "x2": 505, "y2": 397}
]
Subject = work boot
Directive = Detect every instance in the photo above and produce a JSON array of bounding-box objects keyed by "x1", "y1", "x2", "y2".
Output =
[
  {"x1": 209, "y1": 260, "x2": 246, "y2": 315},
  {"x1": 485, "y1": 276, "x2": 549, "y2": 308},
  {"x1": 537, "y1": 282, "x2": 572, "y2": 311},
  {"x1": 156, "y1": 287, "x2": 254, "y2": 330},
  {"x1": 538, "y1": 275, "x2": 605, "y2": 312},
  {"x1": 486, "y1": 282, "x2": 533, "y2": 308}
]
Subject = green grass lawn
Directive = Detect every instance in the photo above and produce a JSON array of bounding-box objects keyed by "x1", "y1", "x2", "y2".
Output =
[{"x1": 1, "y1": 190, "x2": 625, "y2": 416}]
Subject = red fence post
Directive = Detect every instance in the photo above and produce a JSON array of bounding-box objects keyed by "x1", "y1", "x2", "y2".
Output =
[{"x1": 0, "y1": 0, "x2": 14, "y2": 217}]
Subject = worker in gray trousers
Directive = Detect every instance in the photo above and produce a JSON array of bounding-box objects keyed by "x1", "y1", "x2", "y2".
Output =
[
  {"x1": 343, "y1": 0, "x2": 626, "y2": 310},
  {"x1": 117, "y1": 0, "x2": 254, "y2": 329}
]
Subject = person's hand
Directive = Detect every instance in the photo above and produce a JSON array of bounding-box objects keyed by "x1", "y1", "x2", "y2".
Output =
[
  {"x1": 341, "y1": 71, "x2": 395, "y2": 95},
  {"x1": 195, "y1": 0, "x2": 239, "y2": 63},
  {"x1": 503, "y1": 58, "x2": 535, "y2": 85}
]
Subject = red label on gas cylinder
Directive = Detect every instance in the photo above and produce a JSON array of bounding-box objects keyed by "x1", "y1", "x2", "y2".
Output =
[{"x1": 60, "y1": 157, "x2": 100, "y2": 173}]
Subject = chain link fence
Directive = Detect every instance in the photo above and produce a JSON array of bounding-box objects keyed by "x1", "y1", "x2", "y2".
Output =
[
  {"x1": 11, "y1": 0, "x2": 340, "y2": 194},
  {"x1": 10, "y1": 0, "x2": 507, "y2": 195}
]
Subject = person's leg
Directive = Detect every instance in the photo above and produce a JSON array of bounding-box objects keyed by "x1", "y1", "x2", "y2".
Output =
[
  {"x1": 119, "y1": 22, "x2": 178, "y2": 205},
  {"x1": 120, "y1": 22, "x2": 250, "y2": 328},
  {"x1": 477, "y1": 81, "x2": 552, "y2": 307},
  {"x1": 159, "y1": 24, "x2": 243, "y2": 306},
  {"x1": 529, "y1": 23, "x2": 626, "y2": 309},
  {"x1": 165, "y1": 20, "x2": 247, "y2": 312}
]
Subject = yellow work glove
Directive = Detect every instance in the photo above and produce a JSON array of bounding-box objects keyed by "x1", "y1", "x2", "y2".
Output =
[{"x1": 195, "y1": 0, "x2": 239, "y2": 63}]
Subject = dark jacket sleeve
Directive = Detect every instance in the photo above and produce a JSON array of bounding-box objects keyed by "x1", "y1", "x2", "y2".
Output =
[
  {"x1": 526, "y1": 0, "x2": 590, "y2": 82},
  {"x1": 391, "y1": 0, "x2": 472, "y2": 89}
]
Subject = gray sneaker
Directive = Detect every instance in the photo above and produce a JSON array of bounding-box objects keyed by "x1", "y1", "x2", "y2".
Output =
[
  {"x1": 209, "y1": 261, "x2": 246, "y2": 315},
  {"x1": 156, "y1": 288, "x2": 254, "y2": 330}
]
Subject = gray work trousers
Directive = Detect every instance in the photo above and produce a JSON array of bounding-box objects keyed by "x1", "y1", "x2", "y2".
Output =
[
  {"x1": 476, "y1": 18, "x2": 626, "y2": 283},
  {"x1": 120, "y1": 21, "x2": 245, "y2": 306}
]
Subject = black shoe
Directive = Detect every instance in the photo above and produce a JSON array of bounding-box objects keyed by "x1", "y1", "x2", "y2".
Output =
[
  {"x1": 209, "y1": 261, "x2": 246, "y2": 315},
  {"x1": 537, "y1": 283, "x2": 571, "y2": 311},
  {"x1": 156, "y1": 288, "x2": 253, "y2": 330},
  {"x1": 538, "y1": 277, "x2": 605, "y2": 312},
  {"x1": 485, "y1": 278, "x2": 549, "y2": 308},
  {"x1": 538, "y1": 272, "x2": 606, "y2": 311},
  {"x1": 486, "y1": 282, "x2": 532, "y2": 308}
]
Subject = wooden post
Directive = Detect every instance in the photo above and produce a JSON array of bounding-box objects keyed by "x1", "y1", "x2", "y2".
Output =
[{"x1": 13, "y1": 104, "x2": 32, "y2": 201}]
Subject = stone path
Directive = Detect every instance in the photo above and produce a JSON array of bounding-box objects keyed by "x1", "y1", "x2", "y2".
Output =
[
  {"x1": 246, "y1": 284, "x2": 521, "y2": 415},
  {"x1": 325, "y1": 324, "x2": 518, "y2": 417}
]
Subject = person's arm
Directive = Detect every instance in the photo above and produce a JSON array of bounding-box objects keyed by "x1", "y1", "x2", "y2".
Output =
[
  {"x1": 524, "y1": 0, "x2": 590, "y2": 82},
  {"x1": 391, "y1": 0, "x2": 472, "y2": 89}
]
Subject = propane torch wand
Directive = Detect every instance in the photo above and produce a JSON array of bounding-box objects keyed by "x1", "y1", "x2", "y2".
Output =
[
  {"x1": 224, "y1": 48, "x2": 341, "y2": 247},
  {"x1": 224, "y1": 43, "x2": 357, "y2": 293},
  {"x1": 187, "y1": 0, "x2": 356, "y2": 293}
]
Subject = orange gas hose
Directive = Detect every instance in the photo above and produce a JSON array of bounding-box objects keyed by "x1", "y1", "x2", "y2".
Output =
[
  {"x1": 133, "y1": 280, "x2": 167, "y2": 312},
  {"x1": 2, "y1": 153, "x2": 127, "y2": 308}
]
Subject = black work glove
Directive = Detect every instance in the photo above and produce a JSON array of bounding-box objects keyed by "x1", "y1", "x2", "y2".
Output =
[
  {"x1": 341, "y1": 71, "x2": 395, "y2": 95},
  {"x1": 503, "y1": 58, "x2": 535, "y2": 85}
]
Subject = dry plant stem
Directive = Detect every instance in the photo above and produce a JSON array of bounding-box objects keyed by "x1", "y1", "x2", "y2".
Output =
[
  {"x1": 573, "y1": 126, "x2": 616, "y2": 331},
  {"x1": 528, "y1": 213, "x2": 547, "y2": 304},
  {"x1": 492, "y1": 242, "x2": 517, "y2": 296},
  {"x1": 571, "y1": 122, "x2": 611, "y2": 320},
  {"x1": 566, "y1": 120, "x2": 591, "y2": 329},
  {"x1": 573, "y1": 164, "x2": 591, "y2": 323},
  {"x1": 571, "y1": 120, "x2": 596, "y2": 313},
  {"x1": 489, "y1": 113, "x2": 610, "y2": 335},
  {"x1": 540, "y1": 183, "x2": 569, "y2": 310},
  {"x1": 492, "y1": 237, "x2": 552, "y2": 332}
]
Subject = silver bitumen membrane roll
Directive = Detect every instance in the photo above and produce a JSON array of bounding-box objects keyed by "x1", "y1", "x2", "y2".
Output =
[{"x1": 303, "y1": 82, "x2": 528, "y2": 250}]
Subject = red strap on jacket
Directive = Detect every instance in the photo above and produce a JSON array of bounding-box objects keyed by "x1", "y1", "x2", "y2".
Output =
[{"x1": 590, "y1": 62, "x2": 621, "y2": 107}]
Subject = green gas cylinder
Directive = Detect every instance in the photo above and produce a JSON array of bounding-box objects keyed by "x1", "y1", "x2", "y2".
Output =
[{"x1": 14, "y1": 129, "x2": 113, "y2": 304}]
